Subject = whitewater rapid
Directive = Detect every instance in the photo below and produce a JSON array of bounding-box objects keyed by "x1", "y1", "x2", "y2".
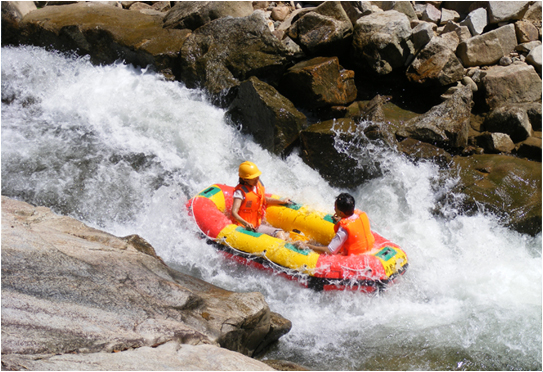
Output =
[{"x1": 2, "y1": 46, "x2": 541, "y2": 370}]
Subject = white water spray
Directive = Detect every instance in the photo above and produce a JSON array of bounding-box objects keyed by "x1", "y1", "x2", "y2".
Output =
[{"x1": 2, "y1": 46, "x2": 541, "y2": 370}]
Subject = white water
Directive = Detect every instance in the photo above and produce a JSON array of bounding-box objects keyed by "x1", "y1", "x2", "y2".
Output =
[{"x1": 2, "y1": 46, "x2": 541, "y2": 370}]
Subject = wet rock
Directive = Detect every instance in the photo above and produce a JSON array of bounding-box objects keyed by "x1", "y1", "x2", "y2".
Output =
[
  {"x1": 300, "y1": 118, "x2": 386, "y2": 188},
  {"x1": 481, "y1": 63, "x2": 542, "y2": 109},
  {"x1": 484, "y1": 104, "x2": 534, "y2": 142},
  {"x1": 450, "y1": 154, "x2": 542, "y2": 236},
  {"x1": 178, "y1": 12, "x2": 292, "y2": 104},
  {"x1": 226, "y1": 76, "x2": 306, "y2": 155},
  {"x1": 1, "y1": 196, "x2": 291, "y2": 360},
  {"x1": 406, "y1": 35, "x2": 464, "y2": 86},
  {"x1": 397, "y1": 138, "x2": 453, "y2": 168},
  {"x1": 397, "y1": 85, "x2": 473, "y2": 150},
  {"x1": 345, "y1": 95, "x2": 390, "y2": 124},
  {"x1": 287, "y1": 1, "x2": 353, "y2": 56},
  {"x1": 457, "y1": 24, "x2": 518, "y2": 67},
  {"x1": 279, "y1": 56, "x2": 357, "y2": 109},
  {"x1": 163, "y1": 1, "x2": 254, "y2": 30},
  {"x1": 11, "y1": 2, "x2": 190, "y2": 79},
  {"x1": 474, "y1": 132, "x2": 516, "y2": 154},
  {"x1": 351, "y1": 10, "x2": 414, "y2": 75},
  {"x1": 515, "y1": 136, "x2": 542, "y2": 162}
]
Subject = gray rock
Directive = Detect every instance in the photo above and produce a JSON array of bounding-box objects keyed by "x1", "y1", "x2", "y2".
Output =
[
  {"x1": 1, "y1": 197, "x2": 291, "y2": 360},
  {"x1": 226, "y1": 76, "x2": 307, "y2": 155},
  {"x1": 484, "y1": 104, "x2": 533, "y2": 142},
  {"x1": 487, "y1": 1, "x2": 530, "y2": 24},
  {"x1": 352, "y1": 10, "x2": 414, "y2": 75},
  {"x1": 163, "y1": 1, "x2": 254, "y2": 30},
  {"x1": 526, "y1": 45, "x2": 542, "y2": 74},
  {"x1": 457, "y1": 24, "x2": 518, "y2": 67},
  {"x1": 440, "y1": 8, "x2": 460, "y2": 25},
  {"x1": 397, "y1": 85, "x2": 473, "y2": 149},
  {"x1": 481, "y1": 63, "x2": 542, "y2": 109},
  {"x1": 1, "y1": 342, "x2": 275, "y2": 371},
  {"x1": 411, "y1": 21, "x2": 435, "y2": 51},
  {"x1": 460, "y1": 7, "x2": 487, "y2": 36},
  {"x1": 288, "y1": 1, "x2": 353, "y2": 56},
  {"x1": 421, "y1": 3, "x2": 441, "y2": 24},
  {"x1": 406, "y1": 35, "x2": 464, "y2": 86}
]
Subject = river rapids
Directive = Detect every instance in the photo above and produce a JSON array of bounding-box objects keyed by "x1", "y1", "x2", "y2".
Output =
[{"x1": 2, "y1": 46, "x2": 541, "y2": 371}]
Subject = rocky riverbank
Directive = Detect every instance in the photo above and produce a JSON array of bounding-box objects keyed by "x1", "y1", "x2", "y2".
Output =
[
  {"x1": 1, "y1": 196, "x2": 298, "y2": 370},
  {"x1": 2, "y1": 1, "x2": 541, "y2": 235}
]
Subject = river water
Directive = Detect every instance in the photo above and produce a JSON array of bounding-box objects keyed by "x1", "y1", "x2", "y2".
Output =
[{"x1": 2, "y1": 46, "x2": 541, "y2": 371}]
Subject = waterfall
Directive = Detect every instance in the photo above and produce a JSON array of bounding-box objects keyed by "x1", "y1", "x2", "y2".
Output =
[{"x1": 2, "y1": 46, "x2": 541, "y2": 370}]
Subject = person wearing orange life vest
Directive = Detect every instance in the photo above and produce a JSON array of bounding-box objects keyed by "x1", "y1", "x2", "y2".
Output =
[
  {"x1": 231, "y1": 161, "x2": 293, "y2": 239},
  {"x1": 300, "y1": 193, "x2": 375, "y2": 255}
]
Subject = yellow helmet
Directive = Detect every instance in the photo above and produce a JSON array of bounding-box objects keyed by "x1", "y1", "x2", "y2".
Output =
[{"x1": 238, "y1": 161, "x2": 262, "y2": 179}]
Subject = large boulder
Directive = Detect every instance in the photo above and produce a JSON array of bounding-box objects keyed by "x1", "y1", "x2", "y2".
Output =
[
  {"x1": 163, "y1": 1, "x2": 254, "y2": 30},
  {"x1": 300, "y1": 118, "x2": 395, "y2": 188},
  {"x1": 179, "y1": 12, "x2": 292, "y2": 105},
  {"x1": 457, "y1": 24, "x2": 518, "y2": 67},
  {"x1": 1, "y1": 197, "x2": 291, "y2": 360},
  {"x1": 226, "y1": 76, "x2": 307, "y2": 155},
  {"x1": 449, "y1": 154, "x2": 542, "y2": 236},
  {"x1": 351, "y1": 10, "x2": 414, "y2": 75},
  {"x1": 396, "y1": 85, "x2": 473, "y2": 150},
  {"x1": 406, "y1": 35, "x2": 464, "y2": 86},
  {"x1": 287, "y1": 1, "x2": 353, "y2": 56},
  {"x1": 480, "y1": 63, "x2": 542, "y2": 109},
  {"x1": 8, "y1": 2, "x2": 190, "y2": 79},
  {"x1": 279, "y1": 56, "x2": 357, "y2": 109}
]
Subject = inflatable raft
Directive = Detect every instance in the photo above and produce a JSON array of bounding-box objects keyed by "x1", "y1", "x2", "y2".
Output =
[{"x1": 187, "y1": 184, "x2": 408, "y2": 292}]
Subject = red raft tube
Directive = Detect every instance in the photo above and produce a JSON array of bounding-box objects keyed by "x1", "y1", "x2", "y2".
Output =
[{"x1": 186, "y1": 184, "x2": 408, "y2": 292}]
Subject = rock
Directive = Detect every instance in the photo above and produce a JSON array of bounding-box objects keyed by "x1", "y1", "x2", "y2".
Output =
[
  {"x1": 449, "y1": 154, "x2": 542, "y2": 236},
  {"x1": 300, "y1": 118, "x2": 386, "y2": 188},
  {"x1": 1, "y1": 196, "x2": 291, "y2": 360},
  {"x1": 421, "y1": 3, "x2": 441, "y2": 24},
  {"x1": 457, "y1": 24, "x2": 518, "y2": 67},
  {"x1": 179, "y1": 12, "x2": 292, "y2": 105},
  {"x1": 462, "y1": 75, "x2": 478, "y2": 91},
  {"x1": 11, "y1": 2, "x2": 190, "y2": 80},
  {"x1": 411, "y1": 21, "x2": 435, "y2": 51},
  {"x1": 526, "y1": 45, "x2": 542, "y2": 74},
  {"x1": 352, "y1": 10, "x2": 414, "y2": 75},
  {"x1": 484, "y1": 104, "x2": 533, "y2": 142},
  {"x1": 397, "y1": 85, "x2": 473, "y2": 149},
  {"x1": 474, "y1": 132, "x2": 516, "y2": 153},
  {"x1": 460, "y1": 7, "x2": 487, "y2": 36},
  {"x1": 440, "y1": 8, "x2": 460, "y2": 25},
  {"x1": 397, "y1": 138, "x2": 453, "y2": 167},
  {"x1": 226, "y1": 76, "x2": 307, "y2": 155},
  {"x1": 279, "y1": 56, "x2": 357, "y2": 109},
  {"x1": 487, "y1": 1, "x2": 530, "y2": 24},
  {"x1": 499, "y1": 56, "x2": 513, "y2": 66},
  {"x1": 515, "y1": 40, "x2": 542, "y2": 54},
  {"x1": 515, "y1": 20, "x2": 539, "y2": 43},
  {"x1": 515, "y1": 136, "x2": 542, "y2": 161},
  {"x1": 346, "y1": 95, "x2": 390, "y2": 124},
  {"x1": 481, "y1": 63, "x2": 542, "y2": 109},
  {"x1": 523, "y1": 1, "x2": 542, "y2": 33},
  {"x1": 272, "y1": 5, "x2": 291, "y2": 21},
  {"x1": 383, "y1": 1, "x2": 417, "y2": 21},
  {"x1": 287, "y1": 1, "x2": 353, "y2": 56},
  {"x1": 525, "y1": 102, "x2": 542, "y2": 131},
  {"x1": 406, "y1": 35, "x2": 464, "y2": 86},
  {"x1": 1, "y1": 342, "x2": 275, "y2": 371},
  {"x1": 163, "y1": 1, "x2": 254, "y2": 30},
  {"x1": 441, "y1": 21, "x2": 472, "y2": 44}
]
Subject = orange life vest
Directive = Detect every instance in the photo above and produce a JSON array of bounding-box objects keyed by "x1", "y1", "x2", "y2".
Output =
[
  {"x1": 233, "y1": 181, "x2": 266, "y2": 228},
  {"x1": 334, "y1": 209, "x2": 375, "y2": 255}
]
